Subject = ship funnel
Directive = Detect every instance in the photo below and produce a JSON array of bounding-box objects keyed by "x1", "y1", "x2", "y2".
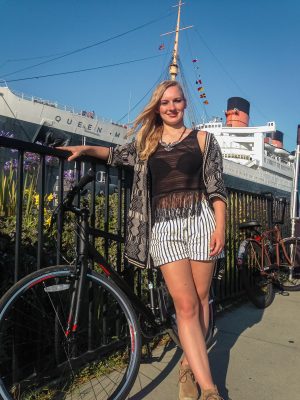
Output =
[
  {"x1": 225, "y1": 97, "x2": 250, "y2": 127},
  {"x1": 266, "y1": 130, "x2": 284, "y2": 149}
]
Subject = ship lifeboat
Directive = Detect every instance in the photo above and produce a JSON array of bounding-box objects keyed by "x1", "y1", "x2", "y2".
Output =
[
  {"x1": 264, "y1": 142, "x2": 275, "y2": 152},
  {"x1": 289, "y1": 154, "x2": 296, "y2": 161},
  {"x1": 273, "y1": 147, "x2": 290, "y2": 157}
]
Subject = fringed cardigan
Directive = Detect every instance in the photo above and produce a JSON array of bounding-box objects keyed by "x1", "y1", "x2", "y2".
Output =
[{"x1": 107, "y1": 132, "x2": 227, "y2": 269}]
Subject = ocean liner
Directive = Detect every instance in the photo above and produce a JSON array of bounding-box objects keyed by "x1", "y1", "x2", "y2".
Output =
[
  {"x1": 198, "y1": 96, "x2": 294, "y2": 195},
  {"x1": 0, "y1": 0, "x2": 294, "y2": 196},
  {"x1": 0, "y1": 84, "x2": 294, "y2": 198}
]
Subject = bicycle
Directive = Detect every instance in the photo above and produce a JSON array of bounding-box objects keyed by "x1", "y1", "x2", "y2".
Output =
[
  {"x1": 237, "y1": 194, "x2": 300, "y2": 309},
  {"x1": 0, "y1": 170, "x2": 220, "y2": 400}
]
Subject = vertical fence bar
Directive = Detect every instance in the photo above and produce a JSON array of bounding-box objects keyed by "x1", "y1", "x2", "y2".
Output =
[
  {"x1": 56, "y1": 159, "x2": 64, "y2": 264},
  {"x1": 37, "y1": 155, "x2": 46, "y2": 269},
  {"x1": 75, "y1": 161, "x2": 82, "y2": 258},
  {"x1": 104, "y1": 165, "x2": 110, "y2": 260},
  {"x1": 89, "y1": 162, "x2": 96, "y2": 247},
  {"x1": 88, "y1": 163, "x2": 96, "y2": 353},
  {"x1": 224, "y1": 190, "x2": 231, "y2": 300},
  {"x1": 116, "y1": 168, "x2": 123, "y2": 273},
  {"x1": 14, "y1": 151, "x2": 24, "y2": 282}
]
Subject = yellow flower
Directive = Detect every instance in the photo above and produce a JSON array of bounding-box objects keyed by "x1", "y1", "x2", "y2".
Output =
[
  {"x1": 45, "y1": 216, "x2": 52, "y2": 227},
  {"x1": 47, "y1": 193, "x2": 54, "y2": 202},
  {"x1": 34, "y1": 194, "x2": 39, "y2": 206}
]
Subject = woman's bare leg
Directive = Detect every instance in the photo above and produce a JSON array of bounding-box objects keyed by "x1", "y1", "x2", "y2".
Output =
[
  {"x1": 161, "y1": 259, "x2": 215, "y2": 391},
  {"x1": 181, "y1": 260, "x2": 215, "y2": 366}
]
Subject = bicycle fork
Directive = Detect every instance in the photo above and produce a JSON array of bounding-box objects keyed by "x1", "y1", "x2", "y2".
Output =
[{"x1": 64, "y1": 210, "x2": 89, "y2": 346}]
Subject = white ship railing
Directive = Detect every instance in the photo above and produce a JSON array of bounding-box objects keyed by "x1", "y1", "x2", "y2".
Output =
[
  {"x1": 263, "y1": 155, "x2": 293, "y2": 176},
  {"x1": 0, "y1": 84, "x2": 127, "y2": 129}
]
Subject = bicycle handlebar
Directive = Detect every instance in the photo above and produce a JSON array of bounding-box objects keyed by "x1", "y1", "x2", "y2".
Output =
[{"x1": 63, "y1": 169, "x2": 96, "y2": 207}]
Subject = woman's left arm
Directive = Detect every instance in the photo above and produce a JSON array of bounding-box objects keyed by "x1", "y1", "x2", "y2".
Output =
[
  {"x1": 201, "y1": 132, "x2": 227, "y2": 256},
  {"x1": 203, "y1": 133, "x2": 227, "y2": 204},
  {"x1": 209, "y1": 198, "x2": 226, "y2": 256}
]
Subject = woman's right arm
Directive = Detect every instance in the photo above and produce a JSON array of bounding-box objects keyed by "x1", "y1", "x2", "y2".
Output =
[
  {"x1": 57, "y1": 145, "x2": 110, "y2": 162},
  {"x1": 59, "y1": 141, "x2": 137, "y2": 168}
]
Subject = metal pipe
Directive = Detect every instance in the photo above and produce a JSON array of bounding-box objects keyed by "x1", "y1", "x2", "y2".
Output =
[{"x1": 291, "y1": 125, "x2": 300, "y2": 237}]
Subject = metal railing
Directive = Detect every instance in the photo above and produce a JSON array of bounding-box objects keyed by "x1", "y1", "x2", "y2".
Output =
[{"x1": 0, "y1": 136, "x2": 290, "y2": 304}]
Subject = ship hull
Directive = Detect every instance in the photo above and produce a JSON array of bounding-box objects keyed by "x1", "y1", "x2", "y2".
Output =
[
  {"x1": 223, "y1": 159, "x2": 292, "y2": 196},
  {"x1": 0, "y1": 114, "x2": 117, "y2": 147},
  {"x1": 0, "y1": 86, "x2": 127, "y2": 146}
]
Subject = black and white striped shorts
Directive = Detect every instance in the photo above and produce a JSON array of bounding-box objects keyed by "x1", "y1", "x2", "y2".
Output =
[{"x1": 149, "y1": 199, "x2": 222, "y2": 267}]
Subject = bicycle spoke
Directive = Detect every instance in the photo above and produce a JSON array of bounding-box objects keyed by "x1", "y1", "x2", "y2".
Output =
[
  {"x1": 0, "y1": 267, "x2": 141, "y2": 400},
  {"x1": 278, "y1": 238, "x2": 300, "y2": 291}
]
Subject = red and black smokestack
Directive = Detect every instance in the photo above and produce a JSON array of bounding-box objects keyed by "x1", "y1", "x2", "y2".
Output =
[
  {"x1": 265, "y1": 131, "x2": 284, "y2": 149},
  {"x1": 225, "y1": 97, "x2": 250, "y2": 127}
]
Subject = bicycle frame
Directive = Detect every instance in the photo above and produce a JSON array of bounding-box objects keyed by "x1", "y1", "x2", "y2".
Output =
[
  {"x1": 64, "y1": 204, "x2": 163, "y2": 339},
  {"x1": 56, "y1": 169, "x2": 218, "y2": 347},
  {"x1": 246, "y1": 225, "x2": 295, "y2": 274}
]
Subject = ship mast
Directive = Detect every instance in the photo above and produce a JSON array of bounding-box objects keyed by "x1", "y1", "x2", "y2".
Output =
[
  {"x1": 161, "y1": 1, "x2": 193, "y2": 81},
  {"x1": 170, "y1": 1, "x2": 182, "y2": 80}
]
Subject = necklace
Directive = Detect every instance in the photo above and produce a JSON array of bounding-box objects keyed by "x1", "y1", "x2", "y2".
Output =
[{"x1": 160, "y1": 127, "x2": 187, "y2": 152}]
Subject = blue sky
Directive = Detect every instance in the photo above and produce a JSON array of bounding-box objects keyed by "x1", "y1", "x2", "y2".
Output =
[{"x1": 0, "y1": 0, "x2": 299, "y2": 150}]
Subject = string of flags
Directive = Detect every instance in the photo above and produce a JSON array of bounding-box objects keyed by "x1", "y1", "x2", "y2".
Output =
[
  {"x1": 157, "y1": 46, "x2": 209, "y2": 106},
  {"x1": 192, "y1": 59, "x2": 209, "y2": 105}
]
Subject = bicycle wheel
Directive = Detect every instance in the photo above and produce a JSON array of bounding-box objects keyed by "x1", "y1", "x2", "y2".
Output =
[
  {"x1": 240, "y1": 240, "x2": 275, "y2": 308},
  {"x1": 0, "y1": 265, "x2": 141, "y2": 400},
  {"x1": 278, "y1": 237, "x2": 300, "y2": 291}
]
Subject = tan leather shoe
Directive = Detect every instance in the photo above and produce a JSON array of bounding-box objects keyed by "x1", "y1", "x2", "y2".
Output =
[
  {"x1": 178, "y1": 363, "x2": 199, "y2": 400},
  {"x1": 199, "y1": 385, "x2": 224, "y2": 400}
]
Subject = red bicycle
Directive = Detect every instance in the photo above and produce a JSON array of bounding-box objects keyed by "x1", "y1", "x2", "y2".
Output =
[{"x1": 237, "y1": 195, "x2": 300, "y2": 308}]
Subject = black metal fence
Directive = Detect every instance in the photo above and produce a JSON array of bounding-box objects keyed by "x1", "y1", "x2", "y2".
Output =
[{"x1": 0, "y1": 136, "x2": 291, "y2": 303}]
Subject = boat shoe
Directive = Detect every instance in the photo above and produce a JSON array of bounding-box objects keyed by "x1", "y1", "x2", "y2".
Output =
[
  {"x1": 178, "y1": 362, "x2": 199, "y2": 400},
  {"x1": 199, "y1": 385, "x2": 224, "y2": 400}
]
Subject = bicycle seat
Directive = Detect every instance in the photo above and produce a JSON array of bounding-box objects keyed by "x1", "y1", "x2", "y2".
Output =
[{"x1": 239, "y1": 220, "x2": 261, "y2": 230}]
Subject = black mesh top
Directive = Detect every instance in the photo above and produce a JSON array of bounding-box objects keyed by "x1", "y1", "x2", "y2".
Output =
[{"x1": 149, "y1": 129, "x2": 206, "y2": 212}]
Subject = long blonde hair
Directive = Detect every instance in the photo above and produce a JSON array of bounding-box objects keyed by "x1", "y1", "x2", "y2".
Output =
[{"x1": 129, "y1": 80, "x2": 186, "y2": 160}]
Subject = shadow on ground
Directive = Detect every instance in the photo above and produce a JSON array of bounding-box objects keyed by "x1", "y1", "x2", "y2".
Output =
[
  {"x1": 209, "y1": 299, "x2": 266, "y2": 399},
  {"x1": 128, "y1": 340, "x2": 182, "y2": 399}
]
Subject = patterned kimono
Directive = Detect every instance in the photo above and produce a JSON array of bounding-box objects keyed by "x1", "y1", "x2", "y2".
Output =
[{"x1": 107, "y1": 131, "x2": 227, "y2": 268}]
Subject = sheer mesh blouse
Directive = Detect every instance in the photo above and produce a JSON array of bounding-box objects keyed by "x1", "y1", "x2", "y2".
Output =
[{"x1": 149, "y1": 129, "x2": 206, "y2": 220}]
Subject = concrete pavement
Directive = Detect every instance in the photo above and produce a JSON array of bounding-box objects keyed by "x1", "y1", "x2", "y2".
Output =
[{"x1": 128, "y1": 291, "x2": 300, "y2": 400}]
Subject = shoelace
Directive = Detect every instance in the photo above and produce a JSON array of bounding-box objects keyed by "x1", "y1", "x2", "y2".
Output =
[{"x1": 178, "y1": 368, "x2": 195, "y2": 383}]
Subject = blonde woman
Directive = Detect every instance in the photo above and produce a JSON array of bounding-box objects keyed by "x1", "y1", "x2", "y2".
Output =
[{"x1": 60, "y1": 80, "x2": 227, "y2": 400}]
